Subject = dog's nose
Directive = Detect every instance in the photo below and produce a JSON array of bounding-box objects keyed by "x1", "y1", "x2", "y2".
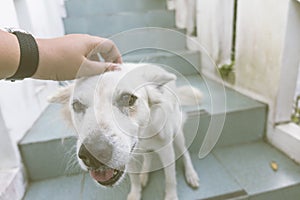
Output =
[{"x1": 78, "y1": 139, "x2": 113, "y2": 168}]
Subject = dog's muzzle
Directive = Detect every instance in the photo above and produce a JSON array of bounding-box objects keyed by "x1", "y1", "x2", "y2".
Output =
[{"x1": 78, "y1": 143, "x2": 124, "y2": 186}]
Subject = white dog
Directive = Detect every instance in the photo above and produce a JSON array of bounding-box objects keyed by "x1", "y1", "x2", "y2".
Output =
[{"x1": 50, "y1": 63, "x2": 202, "y2": 200}]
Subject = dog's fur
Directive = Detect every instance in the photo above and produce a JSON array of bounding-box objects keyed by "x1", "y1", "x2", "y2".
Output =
[{"x1": 50, "y1": 63, "x2": 202, "y2": 200}]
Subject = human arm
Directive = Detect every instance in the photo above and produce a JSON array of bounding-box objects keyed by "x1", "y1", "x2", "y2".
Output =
[
  {"x1": 0, "y1": 30, "x2": 20, "y2": 79},
  {"x1": 0, "y1": 30, "x2": 122, "y2": 80}
]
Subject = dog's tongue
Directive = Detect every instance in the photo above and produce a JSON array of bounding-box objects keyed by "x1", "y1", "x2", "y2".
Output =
[{"x1": 90, "y1": 169, "x2": 114, "y2": 183}]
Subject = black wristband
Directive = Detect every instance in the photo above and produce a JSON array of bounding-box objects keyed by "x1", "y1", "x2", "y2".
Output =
[{"x1": 6, "y1": 31, "x2": 39, "y2": 81}]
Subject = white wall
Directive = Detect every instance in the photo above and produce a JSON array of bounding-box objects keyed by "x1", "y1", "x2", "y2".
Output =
[
  {"x1": 0, "y1": 80, "x2": 58, "y2": 143},
  {"x1": 0, "y1": 0, "x2": 24, "y2": 169},
  {"x1": 196, "y1": 1, "x2": 300, "y2": 165},
  {"x1": 235, "y1": 0, "x2": 289, "y2": 121},
  {"x1": 197, "y1": 0, "x2": 234, "y2": 72},
  {"x1": 0, "y1": 0, "x2": 65, "y2": 170},
  {"x1": 197, "y1": 0, "x2": 292, "y2": 123},
  {"x1": 296, "y1": 64, "x2": 300, "y2": 98},
  {"x1": 0, "y1": 1, "x2": 65, "y2": 198},
  {"x1": 16, "y1": 0, "x2": 65, "y2": 38},
  {"x1": 0, "y1": 108, "x2": 18, "y2": 168},
  {"x1": 0, "y1": 0, "x2": 19, "y2": 27}
]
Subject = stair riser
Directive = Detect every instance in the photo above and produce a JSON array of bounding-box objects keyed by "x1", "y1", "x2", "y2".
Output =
[
  {"x1": 187, "y1": 106, "x2": 267, "y2": 154},
  {"x1": 123, "y1": 52, "x2": 201, "y2": 76},
  {"x1": 20, "y1": 107, "x2": 266, "y2": 181},
  {"x1": 111, "y1": 28, "x2": 187, "y2": 53},
  {"x1": 65, "y1": 0, "x2": 167, "y2": 16},
  {"x1": 63, "y1": 10, "x2": 175, "y2": 37},
  {"x1": 19, "y1": 137, "x2": 80, "y2": 181}
]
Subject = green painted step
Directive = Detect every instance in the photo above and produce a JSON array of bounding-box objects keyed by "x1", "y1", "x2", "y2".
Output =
[
  {"x1": 65, "y1": 0, "x2": 167, "y2": 16},
  {"x1": 23, "y1": 142, "x2": 300, "y2": 200},
  {"x1": 63, "y1": 10, "x2": 175, "y2": 37},
  {"x1": 122, "y1": 50, "x2": 201, "y2": 76},
  {"x1": 23, "y1": 153, "x2": 246, "y2": 200},
  {"x1": 213, "y1": 141, "x2": 300, "y2": 200},
  {"x1": 109, "y1": 28, "x2": 188, "y2": 54},
  {"x1": 19, "y1": 76, "x2": 267, "y2": 181}
]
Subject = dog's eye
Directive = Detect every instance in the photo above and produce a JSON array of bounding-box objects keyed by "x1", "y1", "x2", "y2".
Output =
[
  {"x1": 118, "y1": 93, "x2": 137, "y2": 107},
  {"x1": 72, "y1": 100, "x2": 87, "y2": 113}
]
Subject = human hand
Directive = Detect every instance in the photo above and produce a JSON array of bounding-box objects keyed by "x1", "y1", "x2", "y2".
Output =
[{"x1": 34, "y1": 34, "x2": 122, "y2": 80}]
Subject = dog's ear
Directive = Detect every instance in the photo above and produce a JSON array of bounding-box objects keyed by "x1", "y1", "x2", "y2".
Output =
[
  {"x1": 48, "y1": 85, "x2": 73, "y2": 104},
  {"x1": 143, "y1": 65, "x2": 176, "y2": 86},
  {"x1": 48, "y1": 85, "x2": 74, "y2": 127},
  {"x1": 141, "y1": 65, "x2": 176, "y2": 105}
]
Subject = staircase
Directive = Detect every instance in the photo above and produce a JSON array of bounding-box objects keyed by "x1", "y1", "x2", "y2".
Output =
[{"x1": 20, "y1": 0, "x2": 300, "y2": 199}]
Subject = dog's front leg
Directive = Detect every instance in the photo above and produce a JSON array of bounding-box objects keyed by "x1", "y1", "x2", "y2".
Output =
[
  {"x1": 158, "y1": 144, "x2": 178, "y2": 200},
  {"x1": 127, "y1": 161, "x2": 142, "y2": 200},
  {"x1": 140, "y1": 154, "x2": 151, "y2": 187},
  {"x1": 127, "y1": 173, "x2": 142, "y2": 200}
]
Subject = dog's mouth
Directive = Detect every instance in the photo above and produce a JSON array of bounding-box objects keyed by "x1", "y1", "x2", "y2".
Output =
[{"x1": 89, "y1": 165, "x2": 125, "y2": 186}]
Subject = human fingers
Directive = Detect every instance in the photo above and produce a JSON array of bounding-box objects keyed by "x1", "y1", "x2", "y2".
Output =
[
  {"x1": 89, "y1": 38, "x2": 122, "y2": 64},
  {"x1": 105, "y1": 64, "x2": 121, "y2": 72},
  {"x1": 76, "y1": 58, "x2": 121, "y2": 78}
]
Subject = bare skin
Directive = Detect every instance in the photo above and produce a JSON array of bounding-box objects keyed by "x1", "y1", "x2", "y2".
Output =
[{"x1": 0, "y1": 30, "x2": 122, "y2": 80}]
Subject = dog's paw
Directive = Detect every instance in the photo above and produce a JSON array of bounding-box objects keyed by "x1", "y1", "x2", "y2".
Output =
[
  {"x1": 140, "y1": 173, "x2": 149, "y2": 187},
  {"x1": 127, "y1": 191, "x2": 141, "y2": 200},
  {"x1": 185, "y1": 170, "x2": 199, "y2": 188}
]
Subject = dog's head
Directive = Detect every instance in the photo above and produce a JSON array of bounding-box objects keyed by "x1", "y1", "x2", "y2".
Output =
[{"x1": 50, "y1": 63, "x2": 176, "y2": 186}]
